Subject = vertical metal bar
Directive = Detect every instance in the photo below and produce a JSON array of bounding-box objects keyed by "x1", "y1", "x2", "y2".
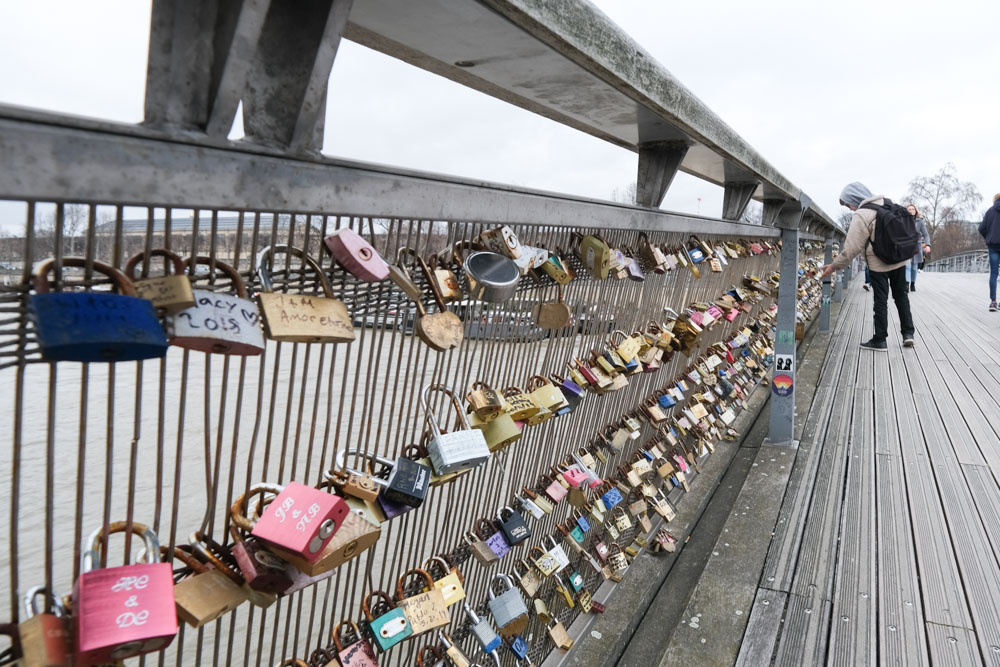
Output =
[
  {"x1": 820, "y1": 238, "x2": 833, "y2": 332},
  {"x1": 767, "y1": 225, "x2": 799, "y2": 446}
]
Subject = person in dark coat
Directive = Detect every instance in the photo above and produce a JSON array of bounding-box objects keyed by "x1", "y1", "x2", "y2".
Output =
[
  {"x1": 979, "y1": 193, "x2": 1000, "y2": 311},
  {"x1": 905, "y1": 204, "x2": 931, "y2": 291}
]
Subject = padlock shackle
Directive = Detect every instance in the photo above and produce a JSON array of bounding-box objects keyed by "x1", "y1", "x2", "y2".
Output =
[
  {"x1": 486, "y1": 573, "x2": 516, "y2": 599},
  {"x1": 331, "y1": 619, "x2": 363, "y2": 652},
  {"x1": 412, "y1": 252, "x2": 450, "y2": 314},
  {"x1": 124, "y1": 247, "x2": 187, "y2": 281},
  {"x1": 189, "y1": 531, "x2": 246, "y2": 586},
  {"x1": 462, "y1": 602, "x2": 481, "y2": 624},
  {"x1": 184, "y1": 256, "x2": 249, "y2": 298},
  {"x1": 416, "y1": 644, "x2": 446, "y2": 667},
  {"x1": 33, "y1": 256, "x2": 138, "y2": 296},
  {"x1": 395, "y1": 568, "x2": 435, "y2": 601},
  {"x1": 82, "y1": 520, "x2": 161, "y2": 573},
  {"x1": 23, "y1": 585, "x2": 66, "y2": 618},
  {"x1": 229, "y1": 482, "x2": 284, "y2": 532},
  {"x1": 422, "y1": 555, "x2": 453, "y2": 579},
  {"x1": 162, "y1": 545, "x2": 211, "y2": 578},
  {"x1": 525, "y1": 375, "x2": 551, "y2": 392},
  {"x1": 256, "y1": 245, "x2": 335, "y2": 298},
  {"x1": 333, "y1": 448, "x2": 393, "y2": 483},
  {"x1": 420, "y1": 383, "x2": 471, "y2": 436},
  {"x1": 362, "y1": 589, "x2": 397, "y2": 621}
]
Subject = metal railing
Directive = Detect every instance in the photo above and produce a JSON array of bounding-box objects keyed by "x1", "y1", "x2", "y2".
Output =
[
  {"x1": 924, "y1": 250, "x2": 990, "y2": 273},
  {"x1": 0, "y1": 196, "x2": 812, "y2": 666}
]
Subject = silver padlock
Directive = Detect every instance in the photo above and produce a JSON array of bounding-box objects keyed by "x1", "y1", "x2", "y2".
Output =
[
  {"x1": 487, "y1": 574, "x2": 529, "y2": 636},
  {"x1": 544, "y1": 535, "x2": 570, "y2": 573},
  {"x1": 422, "y1": 384, "x2": 491, "y2": 475},
  {"x1": 464, "y1": 602, "x2": 502, "y2": 657}
]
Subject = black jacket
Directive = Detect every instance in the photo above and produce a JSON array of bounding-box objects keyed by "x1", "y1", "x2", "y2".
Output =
[{"x1": 980, "y1": 199, "x2": 1000, "y2": 248}]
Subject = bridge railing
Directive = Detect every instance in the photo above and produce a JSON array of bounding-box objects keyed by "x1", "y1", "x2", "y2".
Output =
[
  {"x1": 0, "y1": 2, "x2": 839, "y2": 666},
  {"x1": 924, "y1": 250, "x2": 990, "y2": 273}
]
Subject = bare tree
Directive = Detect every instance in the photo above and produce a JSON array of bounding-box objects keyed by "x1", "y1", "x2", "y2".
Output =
[
  {"x1": 928, "y1": 220, "x2": 982, "y2": 259},
  {"x1": 904, "y1": 163, "x2": 982, "y2": 240},
  {"x1": 837, "y1": 210, "x2": 853, "y2": 228},
  {"x1": 610, "y1": 182, "x2": 638, "y2": 205}
]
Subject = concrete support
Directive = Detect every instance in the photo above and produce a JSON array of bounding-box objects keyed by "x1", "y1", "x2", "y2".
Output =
[
  {"x1": 722, "y1": 182, "x2": 759, "y2": 221},
  {"x1": 144, "y1": 0, "x2": 271, "y2": 135},
  {"x1": 636, "y1": 142, "x2": 689, "y2": 207},
  {"x1": 820, "y1": 238, "x2": 833, "y2": 332},
  {"x1": 766, "y1": 196, "x2": 810, "y2": 447},
  {"x1": 241, "y1": 0, "x2": 353, "y2": 152},
  {"x1": 761, "y1": 199, "x2": 784, "y2": 227}
]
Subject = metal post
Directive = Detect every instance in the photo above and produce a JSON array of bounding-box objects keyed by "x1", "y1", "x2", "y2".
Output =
[
  {"x1": 820, "y1": 238, "x2": 832, "y2": 331},
  {"x1": 766, "y1": 197, "x2": 808, "y2": 448}
]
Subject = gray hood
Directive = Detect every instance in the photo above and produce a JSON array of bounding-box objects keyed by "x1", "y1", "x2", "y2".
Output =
[{"x1": 839, "y1": 182, "x2": 873, "y2": 207}]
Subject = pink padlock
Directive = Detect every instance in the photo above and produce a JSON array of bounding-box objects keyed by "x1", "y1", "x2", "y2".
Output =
[
  {"x1": 562, "y1": 464, "x2": 593, "y2": 489},
  {"x1": 324, "y1": 228, "x2": 389, "y2": 282},
  {"x1": 72, "y1": 522, "x2": 177, "y2": 665},
  {"x1": 250, "y1": 482, "x2": 349, "y2": 564}
]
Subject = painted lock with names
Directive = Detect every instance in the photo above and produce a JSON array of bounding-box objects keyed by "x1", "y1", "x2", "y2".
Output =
[
  {"x1": 250, "y1": 481, "x2": 348, "y2": 563},
  {"x1": 30, "y1": 257, "x2": 169, "y2": 363},
  {"x1": 422, "y1": 384, "x2": 491, "y2": 475},
  {"x1": 72, "y1": 522, "x2": 177, "y2": 665}
]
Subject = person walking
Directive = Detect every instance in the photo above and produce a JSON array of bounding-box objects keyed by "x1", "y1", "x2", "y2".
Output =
[
  {"x1": 821, "y1": 182, "x2": 915, "y2": 350},
  {"x1": 905, "y1": 204, "x2": 931, "y2": 291},
  {"x1": 979, "y1": 193, "x2": 1000, "y2": 311}
]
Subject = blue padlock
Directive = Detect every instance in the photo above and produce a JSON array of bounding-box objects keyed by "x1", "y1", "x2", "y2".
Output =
[
  {"x1": 509, "y1": 635, "x2": 530, "y2": 660},
  {"x1": 30, "y1": 257, "x2": 168, "y2": 363},
  {"x1": 600, "y1": 484, "x2": 623, "y2": 510},
  {"x1": 363, "y1": 590, "x2": 412, "y2": 652}
]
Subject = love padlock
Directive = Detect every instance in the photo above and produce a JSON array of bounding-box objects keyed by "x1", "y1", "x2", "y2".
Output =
[
  {"x1": 30, "y1": 257, "x2": 169, "y2": 362},
  {"x1": 362, "y1": 590, "x2": 412, "y2": 652},
  {"x1": 487, "y1": 574, "x2": 529, "y2": 637},
  {"x1": 229, "y1": 487, "x2": 295, "y2": 594},
  {"x1": 169, "y1": 256, "x2": 265, "y2": 355},
  {"x1": 124, "y1": 247, "x2": 196, "y2": 313},
  {"x1": 19, "y1": 586, "x2": 69, "y2": 666},
  {"x1": 422, "y1": 556, "x2": 465, "y2": 607},
  {"x1": 331, "y1": 619, "x2": 378, "y2": 667},
  {"x1": 394, "y1": 569, "x2": 450, "y2": 635},
  {"x1": 324, "y1": 227, "x2": 389, "y2": 282},
  {"x1": 249, "y1": 481, "x2": 348, "y2": 565},
  {"x1": 165, "y1": 546, "x2": 246, "y2": 628},
  {"x1": 496, "y1": 506, "x2": 531, "y2": 546},
  {"x1": 72, "y1": 522, "x2": 177, "y2": 665},
  {"x1": 422, "y1": 384, "x2": 491, "y2": 474}
]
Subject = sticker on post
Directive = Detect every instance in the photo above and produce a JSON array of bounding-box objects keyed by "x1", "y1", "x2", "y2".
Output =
[
  {"x1": 775, "y1": 354, "x2": 794, "y2": 373},
  {"x1": 777, "y1": 330, "x2": 794, "y2": 346},
  {"x1": 772, "y1": 374, "x2": 794, "y2": 397}
]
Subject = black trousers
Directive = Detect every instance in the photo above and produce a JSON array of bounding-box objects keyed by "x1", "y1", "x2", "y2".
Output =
[{"x1": 869, "y1": 265, "x2": 914, "y2": 342}]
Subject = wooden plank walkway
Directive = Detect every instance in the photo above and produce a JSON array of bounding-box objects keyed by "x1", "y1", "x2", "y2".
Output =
[{"x1": 743, "y1": 272, "x2": 1000, "y2": 666}]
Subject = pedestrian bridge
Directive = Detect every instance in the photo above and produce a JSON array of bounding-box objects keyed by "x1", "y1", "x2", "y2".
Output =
[{"x1": 607, "y1": 271, "x2": 1000, "y2": 666}]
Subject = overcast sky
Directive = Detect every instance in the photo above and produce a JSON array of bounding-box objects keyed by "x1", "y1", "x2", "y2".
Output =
[{"x1": 1, "y1": 0, "x2": 998, "y2": 232}]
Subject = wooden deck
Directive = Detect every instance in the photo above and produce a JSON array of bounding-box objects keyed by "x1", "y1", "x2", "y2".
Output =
[{"x1": 742, "y1": 272, "x2": 1000, "y2": 666}]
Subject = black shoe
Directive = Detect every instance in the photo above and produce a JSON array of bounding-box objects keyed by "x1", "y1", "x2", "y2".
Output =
[
  {"x1": 910, "y1": 283, "x2": 916, "y2": 292},
  {"x1": 862, "y1": 284, "x2": 871, "y2": 292},
  {"x1": 860, "y1": 338, "x2": 887, "y2": 351},
  {"x1": 903, "y1": 336, "x2": 915, "y2": 347}
]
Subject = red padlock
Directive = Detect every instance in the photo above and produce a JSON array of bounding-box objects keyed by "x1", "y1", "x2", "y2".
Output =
[
  {"x1": 249, "y1": 482, "x2": 348, "y2": 564},
  {"x1": 324, "y1": 227, "x2": 389, "y2": 282},
  {"x1": 230, "y1": 486, "x2": 295, "y2": 594},
  {"x1": 72, "y1": 521, "x2": 177, "y2": 665}
]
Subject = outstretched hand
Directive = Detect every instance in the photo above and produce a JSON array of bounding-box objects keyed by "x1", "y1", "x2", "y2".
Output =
[{"x1": 820, "y1": 264, "x2": 835, "y2": 278}]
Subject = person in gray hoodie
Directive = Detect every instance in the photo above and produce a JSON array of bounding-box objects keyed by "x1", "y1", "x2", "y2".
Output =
[
  {"x1": 979, "y1": 193, "x2": 1000, "y2": 311},
  {"x1": 905, "y1": 204, "x2": 931, "y2": 291},
  {"x1": 821, "y1": 182, "x2": 914, "y2": 350}
]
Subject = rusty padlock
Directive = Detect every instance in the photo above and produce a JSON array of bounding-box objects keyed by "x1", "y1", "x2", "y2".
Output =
[
  {"x1": 332, "y1": 619, "x2": 378, "y2": 667},
  {"x1": 229, "y1": 487, "x2": 295, "y2": 593},
  {"x1": 189, "y1": 531, "x2": 277, "y2": 609}
]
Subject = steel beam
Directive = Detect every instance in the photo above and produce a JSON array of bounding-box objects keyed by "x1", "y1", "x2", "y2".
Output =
[
  {"x1": 820, "y1": 238, "x2": 832, "y2": 332},
  {"x1": 722, "y1": 181, "x2": 759, "y2": 221},
  {"x1": 766, "y1": 197, "x2": 809, "y2": 447},
  {"x1": 144, "y1": 0, "x2": 271, "y2": 136},
  {"x1": 636, "y1": 142, "x2": 689, "y2": 208},
  {"x1": 241, "y1": 0, "x2": 353, "y2": 152},
  {"x1": 0, "y1": 109, "x2": 795, "y2": 238}
]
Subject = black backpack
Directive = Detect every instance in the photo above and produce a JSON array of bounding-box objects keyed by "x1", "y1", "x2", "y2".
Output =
[{"x1": 860, "y1": 198, "x2": 921, "y2": 265}]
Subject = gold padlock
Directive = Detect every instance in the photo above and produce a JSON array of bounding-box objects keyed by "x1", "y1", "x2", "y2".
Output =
[
  {"x1": 466, "y1": 380, "x2": 505, "y2": 421},
  {"x1": 526, "y1": 375, "x2": 567, "y2": 412},
  {"x1": 502, "y1": 386, "x2": 541, "y2": 422},
  {"x1": 125, "y1": 247, "x2": 196, "y2": 313},
  {"x1": 166, "y1": 546, "x2": 247, "y2": 628},
  {"x1": 256, "y1": 245, "x2": 355, "y2": 343}
]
